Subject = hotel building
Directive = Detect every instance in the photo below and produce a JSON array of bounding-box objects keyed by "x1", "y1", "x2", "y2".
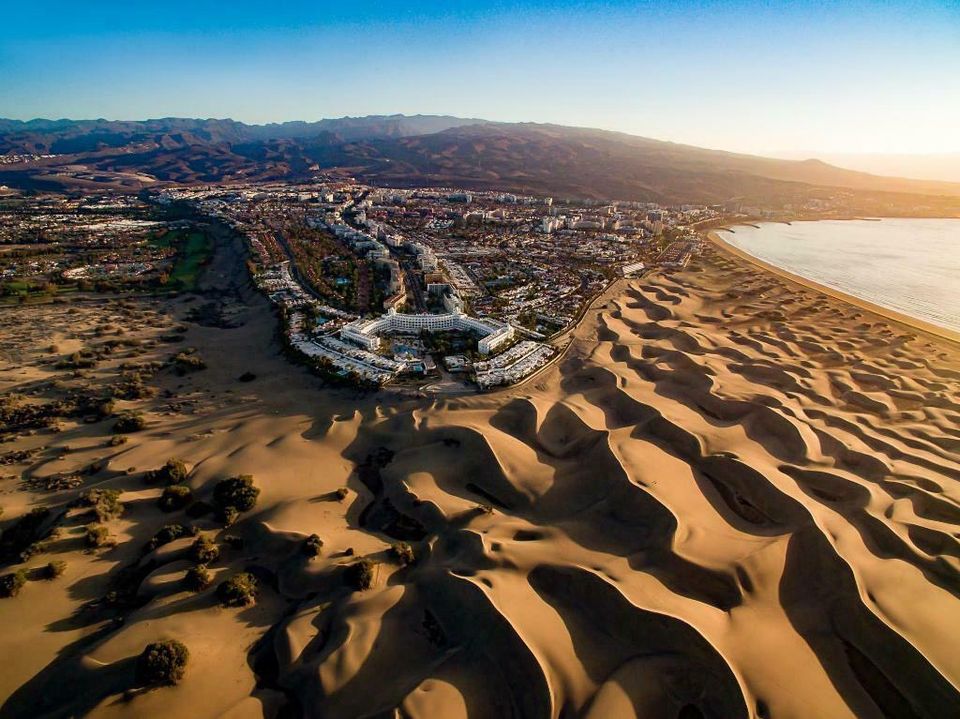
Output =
[{"x1": 342, "y1": 307, "x2": 514, "y2": 355}]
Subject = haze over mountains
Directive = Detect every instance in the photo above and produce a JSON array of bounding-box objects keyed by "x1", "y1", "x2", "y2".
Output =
[
  {"x1": 2, "y1": 114, "x2": 959, "y2": 204},
  {"x1": 787, "y1": 152, "x2": 960, "y2": 184}
]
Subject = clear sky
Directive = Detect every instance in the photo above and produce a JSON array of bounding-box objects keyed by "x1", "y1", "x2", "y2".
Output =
[{"x1": 2, "y1": 0, "x2": 958, "y2": 156}]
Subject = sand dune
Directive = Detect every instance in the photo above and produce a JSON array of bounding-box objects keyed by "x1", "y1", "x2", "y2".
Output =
[{"x1": 1, "y1": 233, "x2": 958, "y2": 718}]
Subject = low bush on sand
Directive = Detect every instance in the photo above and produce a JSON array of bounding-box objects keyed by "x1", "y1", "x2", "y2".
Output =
[
  {"x1": 390, "y1": 542, "x2": 415, "y2": 567},
  {"x1": 112, "y1": 412, "x2": 146, "y2": 434},
  {"x1": 172, "y1": 350, "x2": 206, "y2": 375},
  {"x1": 136, "y1": 640, "x2": 189, "y2": 686},
  {"x1": 145, "y1": 458, "x2": 188, "y2": 485},
  {"x1": 216, "y1": 572, "x2": 257, "y2": 607},
  {"x1": 190, "y1": 535, "x2": 220, "y2": 564},
  {"x1": 0, "y1": 570, "x2": 27, "y2": 598},
  {"x1": 158, "y1": 485, "x2": 193, "y2": 512},
  {"x1": 0, "y1": 506, "x2": 53, "y2": 562},
  {"x1": 96, "y1": 399, "x2": 116, "y2": 419},
  {"x1": 220, "y1": 506, "x2": 239, "y2": 527},
  {"x1": 345, "y1": 558, "x2": 375, "y2": 591},
  {"x1": 78, "y1": 488, "x2": 123, "y2": 522},
  {"x1": 184, "y1": 565, "x2": 213, "y2": 592},
  {"x1": 85, "y1": 524, "x2": 115, "y2": 548},
  {"x1": 213, "y1": 475, "x2": 260, "y2": 513},
  {"x1": 143, "y1": 524, "x2": 189, "y2": 553},
  {"x1": 302, "y1": 534, "x2": 323, "y2": 557}
]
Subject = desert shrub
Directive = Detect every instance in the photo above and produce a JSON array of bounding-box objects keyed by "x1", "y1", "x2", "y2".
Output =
[
  {"x1": 96, "y1": 399, "x2": 115, "y2": 419},
  {"x1": 158, "y1": 485, "x2": 193, "y2": 512},
  {"x1": 185, "y1": 500, "x2": 213, "y2": 518},
  {"x1": 84, "y1": 459, "x2": 108, "y2": 475},
  {"x1": 183, "y1": 565, "x2": 212, "y2": 592},
  {"x1": 79, "y1": 488, "x2": 123, "y2": 522},
  {"x1": 334, "y1": 487, "x2": 349, "y2": 501},
  {"x1": 390, "y1": 542, "x2": 415, "y2": 567},
  {"x1": 109, "y1": 435, "x2": 128, "y2": 446},
  {"x1": 145, "y1": 458, "x2": 188, "y2": 485},
  {"x1": 213, "y1": 475, "x2": 260, "y2": 513},
  {"x1": 190, "y1": 535, "x2": 220, "y2": 564},
  {"x1": 113, "y1": 412, "x2": 145, "y2": 434},
  {"x1": 0, "y1": 570, "x2": 28, "y2": 598},
  {"x1": 302, "y1": 534, "x2": 323, "y2": 557},
  {"x1": 85, "y1": 524, "x2": 114, "y2": 548},
  {"x1": 216, "y1": 572, "x2": 257, "y2": 607},
  {"x1": 135, "y1": 639, "x2": 189, "y2": 686},
  {"x1": 144, "y1": 524, "x2": 188, "y2": 553},
  {"x1": 16, "y1": 540, "x2": 46, "y2": 562},
  {"x1": 344, "y1": 558, "x2": 375, "y2": 591},
  {"x1": 55, "y1": 351, "x2": 96, "y2": 370},
  {"x1": 0, "y1": 507, "x2": 53, "y2": 562},
  {"x1": 44, "y1": 560, "x2": 67, "y2": 579},
  {"x1": 111, "y1": 372, "x2": 154, "y2": 400},
  {"x1": 173, "y1": 350, "x2": 206, "y2": 374},
  {"x1": 220, "y1": 506, "x2": 239, "y2": 527}
]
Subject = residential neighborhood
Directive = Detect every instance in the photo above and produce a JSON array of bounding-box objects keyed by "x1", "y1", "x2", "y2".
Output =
[{"x1": 154, "y1": 179, "x2": 725, "y2": 389}]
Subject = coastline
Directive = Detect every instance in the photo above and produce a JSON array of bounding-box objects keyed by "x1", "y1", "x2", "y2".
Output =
[
  {"x1": 706, "y1": 227, "x2": 960, "y2": 346},
  {"x1": 2, "y1": 221, "x2": 960, "y2": 717}
]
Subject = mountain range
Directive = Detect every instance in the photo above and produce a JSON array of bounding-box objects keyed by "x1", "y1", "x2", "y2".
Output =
[{"x1": 2, "y1": 114, "x2": 959, "y2": 205}]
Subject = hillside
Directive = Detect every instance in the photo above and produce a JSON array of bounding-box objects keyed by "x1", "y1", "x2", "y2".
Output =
[
  {"x1": 2, "y1": 115, "x2": 959, "y2": 205},
  {"x1": 0, "y1": 115, "x2": 483, "y2": 155},
  {"x1": 333, "y1": 123, "x2": 960, "y2": 203}
]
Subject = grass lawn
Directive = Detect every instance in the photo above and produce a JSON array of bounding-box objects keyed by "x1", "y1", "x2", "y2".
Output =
[
  {"x1": 3, "y1": 279, "x2": 30, "y2": 293},
  {"x1": 153, "y1": 230, "x2": 213, "y2": 291}
]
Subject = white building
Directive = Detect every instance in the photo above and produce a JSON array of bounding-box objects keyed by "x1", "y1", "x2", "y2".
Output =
[
  {"x1": 409, "y1": 241, "x2": 438, "y2": 272},
  {"x1": 341, "y1": 307, "x2": 514, "y2": 355},
  {"x1": 541, "y1": 217, "x2": 562, "y2": 234}
]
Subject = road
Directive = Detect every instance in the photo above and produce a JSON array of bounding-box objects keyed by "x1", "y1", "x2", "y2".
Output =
[
  {"x1": 397, "y1": 254, "x2": 428, "y2": 312},
  {"x1": 270, "y1": 228, "x2": 330, "y2": 305}
]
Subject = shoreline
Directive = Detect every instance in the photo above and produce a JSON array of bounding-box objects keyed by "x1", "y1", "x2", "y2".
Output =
[
  {"x1": 706, "y1": 228, "x2": 960, "y2": 346},
  {"x1": 2, "y1": 214, "x2": 960, "y2": 717}
]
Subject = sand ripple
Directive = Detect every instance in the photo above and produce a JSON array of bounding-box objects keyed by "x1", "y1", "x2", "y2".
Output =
[{"x1": 3, "y1": 247, "x2": 959, "y2": 718}]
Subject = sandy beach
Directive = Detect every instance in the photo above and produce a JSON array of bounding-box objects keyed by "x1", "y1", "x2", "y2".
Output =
[
  {"x1": 708, "y1": 227, "x2": 960, "y2": 345},
  {"x1": 1, "y1": 228, "x2": 959, "y2": 718}
]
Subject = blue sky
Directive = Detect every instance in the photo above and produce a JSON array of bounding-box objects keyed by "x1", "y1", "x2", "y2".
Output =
[{"x1": 2, "y1": 1, "x2": 958, "y2": 155}]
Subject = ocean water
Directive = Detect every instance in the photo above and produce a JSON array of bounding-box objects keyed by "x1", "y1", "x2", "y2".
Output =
[{"x1": 718, "y1": 219, "x2": 960, "y2": 333}]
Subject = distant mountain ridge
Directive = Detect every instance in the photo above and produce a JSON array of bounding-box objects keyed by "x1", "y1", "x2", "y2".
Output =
[
  {"x1": 0, "y1": 115, "x2": 485, "y2": 154},
  {"x1": 1, "y1": 114, "x2": 959, "y2": 205}
]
